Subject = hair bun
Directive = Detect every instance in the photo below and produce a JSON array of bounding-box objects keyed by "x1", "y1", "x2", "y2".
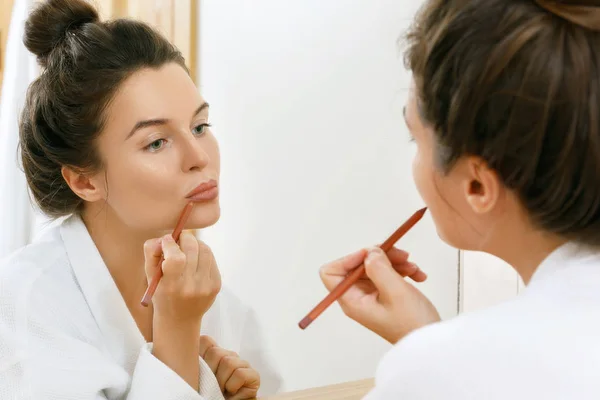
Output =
[
  {"x1": 535, "y1": 0, "x2": 600, "y2": 31},
  {"x1": 24, "y1": 0, "x2": 99, "y2": 68}
]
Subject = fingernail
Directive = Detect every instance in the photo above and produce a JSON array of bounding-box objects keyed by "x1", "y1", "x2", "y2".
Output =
[
  {"x1": 366, "y1": 248, "x2": 381, "y2": 262},
  {"x1": 357, "y1": 248, "x2": 369, "y2": 257},
  {"x1": 368, "y1": 247, "x2": 383, "y2": 255}
]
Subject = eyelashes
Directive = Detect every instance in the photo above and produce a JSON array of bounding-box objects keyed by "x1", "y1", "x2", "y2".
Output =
[
  {"x1": 144, "y1": 123, "x2": 212, "y2": 153},
  {"x1": 192, "y1": 123, "x2": 212, "y2": 136}
]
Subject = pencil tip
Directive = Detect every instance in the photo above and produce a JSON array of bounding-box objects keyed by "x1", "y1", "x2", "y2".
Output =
[
  {"x1": 298, "y1": 316, "x2": 313, "y2": 330},
  {"x1": 417, "y1": 207, "x2": 427, "y2": 215}
]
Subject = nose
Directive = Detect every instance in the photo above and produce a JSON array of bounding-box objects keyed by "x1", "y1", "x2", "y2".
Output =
[{"x1": 180, "y1": 133, "x2": 210, "y2": 172}]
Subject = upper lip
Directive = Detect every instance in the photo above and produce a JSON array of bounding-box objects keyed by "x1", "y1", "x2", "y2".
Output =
[{"x1": 186, "y1": 179, "x2": 218, "y2": 198}]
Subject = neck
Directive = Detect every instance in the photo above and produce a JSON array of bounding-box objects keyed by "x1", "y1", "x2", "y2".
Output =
[
  {"x1": 80, "y1": 203, "x2": 166, "y2": 311},
  {"x1": 482, "y1": 207, "x2": 566, "y2": 284}
]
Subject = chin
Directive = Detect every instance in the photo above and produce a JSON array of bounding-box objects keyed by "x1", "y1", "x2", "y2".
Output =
[
  {"x1": 187, "y1": 201, "x2": 221, "y2": 229},
  {"x1": 436, "y1": 224, "x2": 477, "y2": 251}
]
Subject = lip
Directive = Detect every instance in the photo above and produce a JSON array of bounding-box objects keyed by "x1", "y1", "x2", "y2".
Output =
[{"x1": 186, "y1": 179, "x2": 219, "y2": 201}]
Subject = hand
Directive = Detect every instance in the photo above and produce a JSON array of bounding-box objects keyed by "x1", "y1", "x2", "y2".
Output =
[
  {"x1": 320, "y1": 247, "x2": 441, "y2": 343},
  {"x1": 143, "y1": 232, "x2": 221, "y2": 391},
  {"x1": 199, "y1": 335, "x2": 261, "y2": 400},
  {"x1": 143, "y1": 232, "x2": 222, "y2": 323}
]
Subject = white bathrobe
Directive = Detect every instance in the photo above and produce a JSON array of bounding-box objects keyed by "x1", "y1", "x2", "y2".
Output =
[
  {"x1": 0, "y1": 214, "x2": 282, "y2": 399},
  {"x1": 364, "y1": 241, "x2": 600, "y2": 399}
]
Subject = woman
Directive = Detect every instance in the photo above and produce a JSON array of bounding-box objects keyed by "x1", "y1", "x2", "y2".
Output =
[
  {"x1": 0, "y1": 0, "x2": 280, "y2": 399},
  {"x1": 320, "y1": 0, "x2": 600, "y2": 398}
]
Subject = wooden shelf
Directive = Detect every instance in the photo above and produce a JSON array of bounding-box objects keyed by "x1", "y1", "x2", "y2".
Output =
[{"x1": 258, "y1": 379, "x2": 375, "y2": 400}]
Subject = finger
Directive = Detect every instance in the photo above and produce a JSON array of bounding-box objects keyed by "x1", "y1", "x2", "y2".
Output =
[
  {"x1": 391, "y1": 261, "x2": 418, "y2": 277},
  {"x1": 385, "y1": 247, "x2": 410, "y2": 265},
  {"x1": 409, "y1": 266, "x2": 427, "y2": 282},
  {"x1": 143, "y1": 238, "x2": 163, "y2": 279},
  {"x1": 321, "y1": 248, "x2": 368, "y2": 276},
  {"x1": 178, "y1": 231, "x2": 199, "y2": 278},
  {"x1": 390, "y1": 261, "x2": 427, "y2": 282},
  {"x1": 228, "y1": 385, "x2": 259, "y2": 400},
  {"x1": 225, "y1": 368, "x2": 260, "y2": 398},
  {"x1": 217, "y1": 356, "x2": 250, "y2": 393},
  {"x1": 363, "y1": 247, "x2": 408, "y2": 303},
  {"x1": 204, "y1": 345, "x2": 237, "y2": 374},
  {"x1": 357, "y1": 248, "x2": 410, "y2": 281},
  {"x1": 160, "y1": 234, "x2": 186, "y2": 277},
  {"x1": 199, "y1": 335, "x2": 217, "y2": 358},
  {"x1": 195, "y1": 240, "x2": 222, "y2": 297}
]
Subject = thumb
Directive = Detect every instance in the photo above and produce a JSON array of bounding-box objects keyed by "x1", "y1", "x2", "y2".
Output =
[{"x1": 364, "y1": 247, "x2": 407, "y2": 302}]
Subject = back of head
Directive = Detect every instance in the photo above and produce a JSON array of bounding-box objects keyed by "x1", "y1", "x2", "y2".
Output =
[
  {"x1": 404, "y1": 0, "x2": 600, "y2": 247},
  {"x1": 19, "y1": 0, "x2": 187, "y2": 218}
]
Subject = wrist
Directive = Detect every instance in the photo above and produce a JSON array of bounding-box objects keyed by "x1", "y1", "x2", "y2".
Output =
[
  {"x1": 152, "y1": 319, "x2": 202, "y2": 391},
  {"x1": 153, "y1": 309, "x2": 202, "y2": 328},
  {"x1": 153, "y1": 317, "x2": 201, "y2": 341}
]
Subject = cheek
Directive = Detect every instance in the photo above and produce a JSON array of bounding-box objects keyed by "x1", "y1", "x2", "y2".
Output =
[
  {"x1": 102, "y1": 136, "x2": 222, "y2": 231},
  {"x1": 411, "y1": 146, "x2": 434, "y2": 206},
  {"x1": 104, "y1": 151, "x2": 180, "y2": 226},
  {"x1": 411, "y1": 146, "x2": 459, "y2": 244},
  {"x1": 108, "y1": 153, "x2": 171, "y2": 196}
]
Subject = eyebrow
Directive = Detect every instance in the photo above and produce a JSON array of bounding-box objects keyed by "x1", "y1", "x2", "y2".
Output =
[{"x1": 126, "y1": 102, "x2": 209, "y2": 140}]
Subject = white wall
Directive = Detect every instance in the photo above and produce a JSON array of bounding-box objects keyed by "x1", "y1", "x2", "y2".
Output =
[
  {"x1": 198, "y1": 0, "x2": 459, "y2": 392},
  {"x1": 460, "y1": 251, "x2": 522, "y2": 313}
]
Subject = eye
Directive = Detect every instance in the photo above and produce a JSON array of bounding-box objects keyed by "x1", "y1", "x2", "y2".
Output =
[
  {"x1": 145, "y1": 139, "x2": 167, "y2": 152},
  {"x1": 192, "y1": 123, "x2": 211, "y2": 136}
]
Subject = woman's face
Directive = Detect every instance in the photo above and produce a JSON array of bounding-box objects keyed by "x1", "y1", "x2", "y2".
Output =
[
  {"x1": 91, "y1": 63, "x2": 220, "y2": 233},
  {"x1": 405, "y1": 80, "x2": 492, "y2": 250}
]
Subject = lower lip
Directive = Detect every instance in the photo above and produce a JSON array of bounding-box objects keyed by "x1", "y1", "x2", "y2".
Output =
[{"x1": 187, "y1": 187, "x2": 219, "y2": 202}]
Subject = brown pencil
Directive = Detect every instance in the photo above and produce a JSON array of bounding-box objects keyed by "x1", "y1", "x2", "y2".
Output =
[
  {"x1": 141, "y1": 201, "x2": 195, "y2": 307},
  {"x1": 298, "y1": 207, "x2": 427, "y2": 329}
]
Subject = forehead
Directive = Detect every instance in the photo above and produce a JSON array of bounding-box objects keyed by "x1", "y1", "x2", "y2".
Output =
[{"x1": 105, "y1": 63, "x2": 204, "y2": 130}]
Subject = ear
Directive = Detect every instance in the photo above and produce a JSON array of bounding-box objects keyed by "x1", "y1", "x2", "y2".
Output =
[
  {"x1": 462, "y1": 157, "x2": 501, "y2": 214},
  {"x1": 61, "y1": 166, "x2": 106, "y2": 203}
]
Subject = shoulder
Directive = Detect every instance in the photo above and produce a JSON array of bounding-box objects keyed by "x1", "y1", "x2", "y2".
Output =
[
  {"x1": 0, "y1": 225, "x2": 86, "y2": 333},
  {"x1": 0, "y1": 225, "x2": 70, "y2": 293},
  {"x1": 371, "y1": 299, "x2": 537, "y2": 398}
]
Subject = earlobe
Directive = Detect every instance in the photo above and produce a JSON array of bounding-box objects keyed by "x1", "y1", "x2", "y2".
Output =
[{"x1": 61, "y1": 166, "x2": 105, "y2": 203}]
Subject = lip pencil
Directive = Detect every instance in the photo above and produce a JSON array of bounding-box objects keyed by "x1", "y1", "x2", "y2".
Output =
[{"x1": 298, "y1": 207, "x2": 427, "y2": 329}]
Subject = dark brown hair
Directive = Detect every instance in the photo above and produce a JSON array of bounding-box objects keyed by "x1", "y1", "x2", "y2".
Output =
[
  {"x1": 404, "y1": 0, "x2": 600, "y2": 246},
  {"x1": 19, "y1": 0, "x2": 187, "y2": 218}
]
